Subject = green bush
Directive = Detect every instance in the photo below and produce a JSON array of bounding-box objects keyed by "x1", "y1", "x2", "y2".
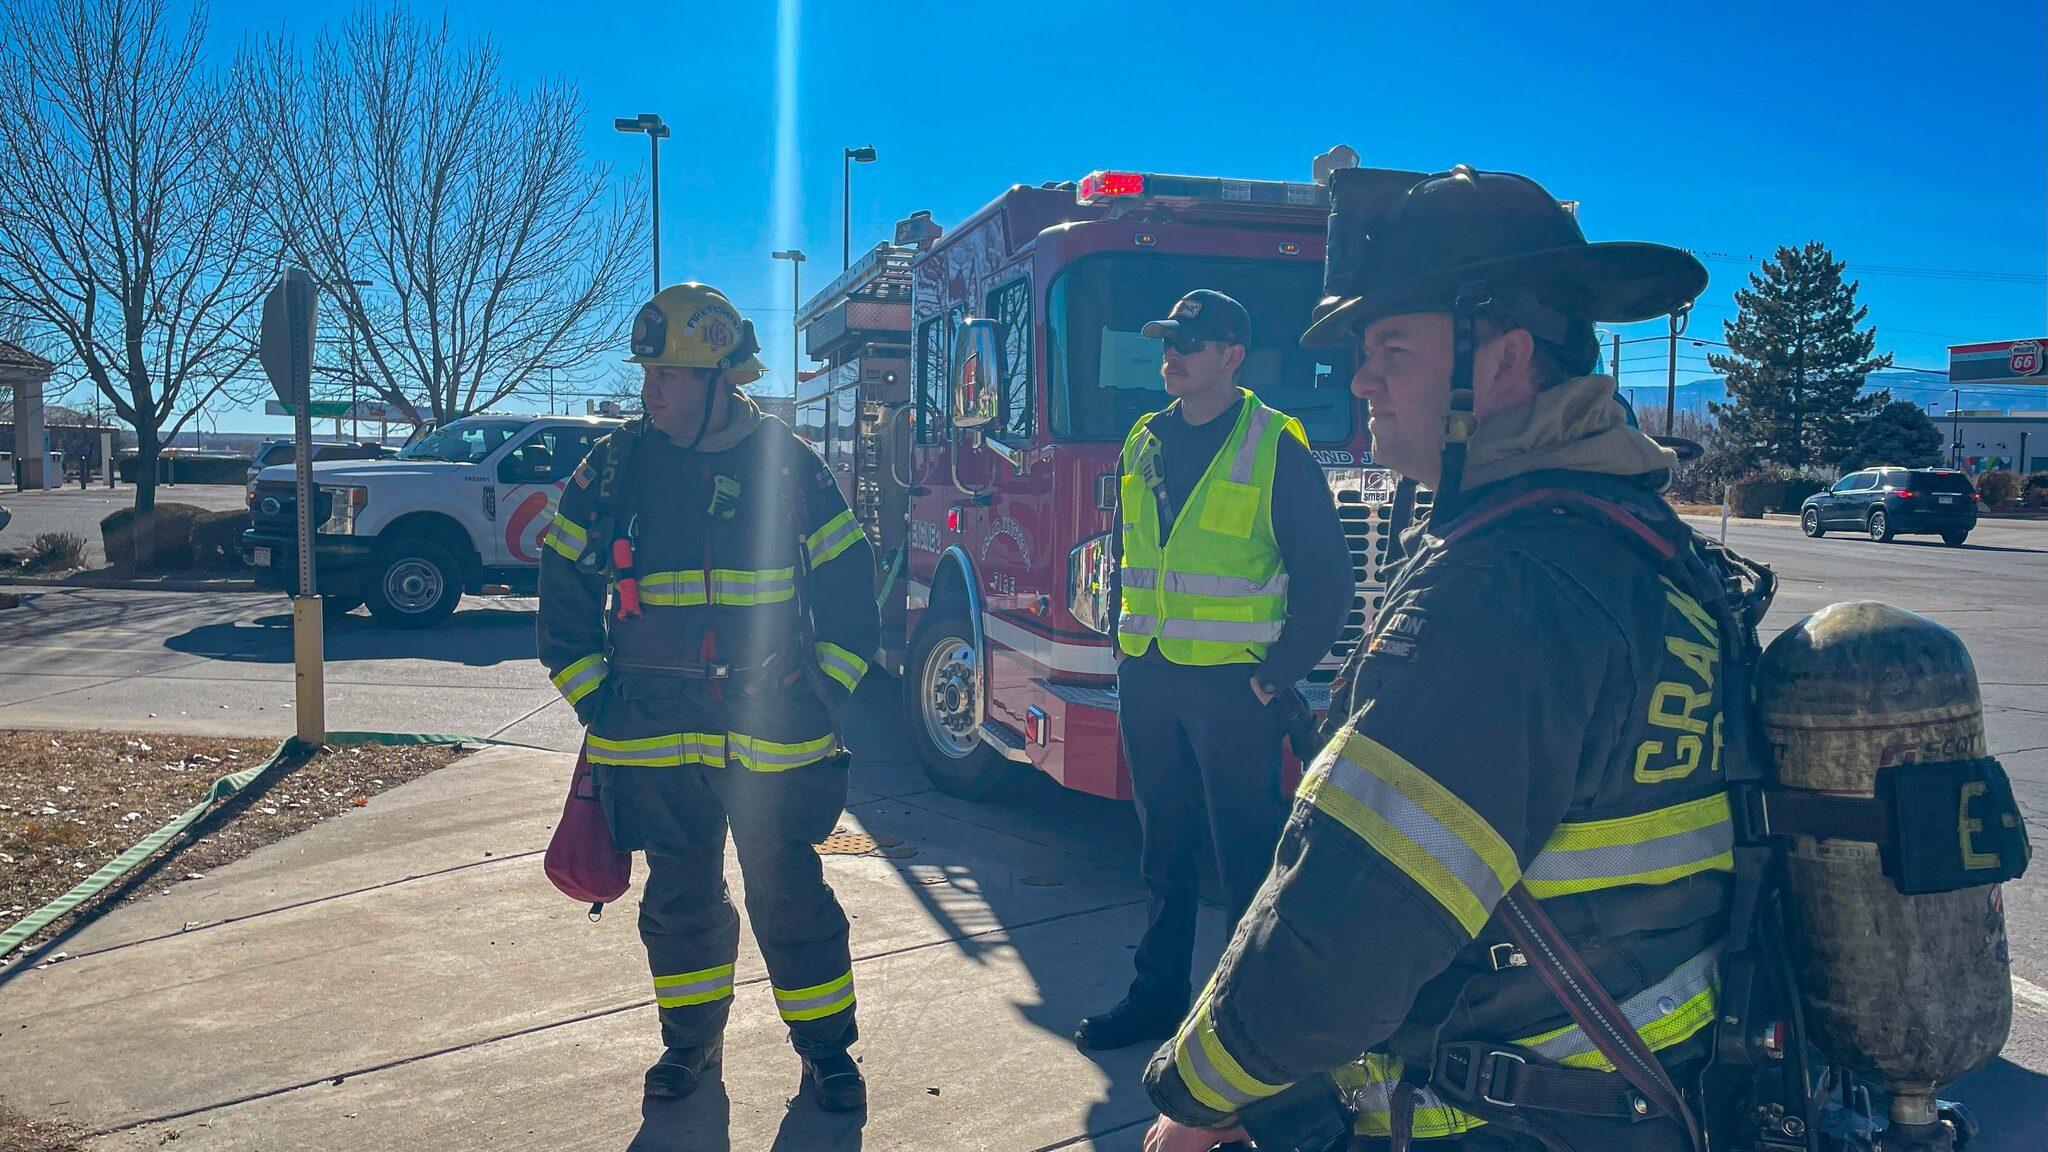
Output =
[
  {"x1": 190, "y1": 509, "x2": 250, "y2": 569},
  {"x1": 2022, "y1": 473, "x2": 2048, "y2": 508},
  {"x1": 1779, "y1": 473, "x2": 1831, "y2": 514},
  {"x1": 101, "y1": 504, "x2": 203, "y2": 571},
  {"x1": 1977, "y1": 470, "x2": 2020, "y2": 510},
  {"x1": 1729, "y1": 473, "x2": 1786, "y2": 519}
]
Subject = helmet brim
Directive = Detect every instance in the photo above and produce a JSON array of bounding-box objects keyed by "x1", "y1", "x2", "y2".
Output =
[{"x1": 1301, "y1": 242, "x2": 1707, "y2": 349}]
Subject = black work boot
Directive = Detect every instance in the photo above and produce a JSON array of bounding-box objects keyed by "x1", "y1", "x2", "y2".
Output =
[
  {"x1": 800, "y1": 1049, "x2": 867, "y2": 1113},
  {"x1": 1074, "y1": 994, "x2": 1186, "y2": 1052},
  {"x1": 643, "y1": 1039, "x2": 723, "y2": 1101}
]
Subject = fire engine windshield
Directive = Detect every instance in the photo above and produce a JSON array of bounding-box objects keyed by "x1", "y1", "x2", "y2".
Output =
[{"x1": 1047, "y1": 255, "x2": 1353, "y2": 443}]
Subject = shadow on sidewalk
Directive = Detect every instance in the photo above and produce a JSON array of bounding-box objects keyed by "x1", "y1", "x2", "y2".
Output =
[{"x1": 163, "y1": 606, "x2": 538, "y2": 666}]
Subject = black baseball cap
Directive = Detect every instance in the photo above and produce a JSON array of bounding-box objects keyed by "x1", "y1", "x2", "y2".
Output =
[{"x1": 1142, "y1": 290, "x2": 1249, "y2": 346}]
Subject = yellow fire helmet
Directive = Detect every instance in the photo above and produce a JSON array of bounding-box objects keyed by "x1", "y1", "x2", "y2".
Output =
[{"x1": 626, "y1": 282, "x2": 767, "y2": 385}]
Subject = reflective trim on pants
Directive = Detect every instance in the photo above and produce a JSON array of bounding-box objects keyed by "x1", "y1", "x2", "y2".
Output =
[
  {"x1": 773, "y1": 971, "x2": 855, "y2": 1022},
  {"x1": 653, "y1": 963, "x2": 736, "y2": 1008}
]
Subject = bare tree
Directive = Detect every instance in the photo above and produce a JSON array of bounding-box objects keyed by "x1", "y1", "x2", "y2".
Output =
[
  {"x1": 240, "y1": 10, "x2": 641, "y2": 428},
  {"x1": 0, "y1": 0, "x2": 269, "y2": 512}
]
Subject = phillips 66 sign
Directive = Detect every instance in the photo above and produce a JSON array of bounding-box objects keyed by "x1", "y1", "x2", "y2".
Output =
[{"x1": 1950, "y1": 338, "x2": 2048, "y2": 386}]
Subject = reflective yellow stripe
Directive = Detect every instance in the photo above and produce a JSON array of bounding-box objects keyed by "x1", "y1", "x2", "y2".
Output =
[
  {"x1": 773, "y1": 972, "x2": 855, "y2": 1021},
  {"x1": 544, "y1": 513, "x2": 587, "y2": 561},
  {"x1": 653, "y1": 963, "x2": 735, "y2": 1008},
  {"x1": 586, "y1": 732, "x2": 726, "y2": 768},
  {"x1": 806, "y1": 510, "x2": 861, "y2": 567},
  {"x1": 1170, "y1": 986, "x2": 1290, "y2": 1116},
  {"x1": 728, "y1": 731, "x2": 836, "y2": 773},
  {"x1": 1341, "y1": 943, "x2": 1723, "y2": 1140},
  {"x1": 1298, "y1": 733, "x2": 1520, "y2": 936},
  {"x1": 1523, "y1": 792, "x2": 1735, "y2": 898},
  {"x1": 551, "y1": 653, "x2": 607, "y2": 706},
  {"x1": 636, "y1": 568, "x2": 796, "y2": 606},
  {"x1": 816, "y1": 642, "x2": 868, "y2": 694}
]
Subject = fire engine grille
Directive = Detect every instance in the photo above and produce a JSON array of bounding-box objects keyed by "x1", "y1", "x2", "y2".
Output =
[{"x1": 1329, "y1": 485, "x2": 1432, "y2": 663}]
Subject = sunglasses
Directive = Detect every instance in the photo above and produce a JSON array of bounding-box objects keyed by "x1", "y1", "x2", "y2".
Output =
[{"x1": 1159, "y1": 331, "x2": 1214, "y2": 356}]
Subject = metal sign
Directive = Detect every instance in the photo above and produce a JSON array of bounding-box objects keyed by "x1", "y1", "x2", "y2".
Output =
[
  {"x1": 1949, "y1": 338, "x2": 2048, "y2": 386},
  {"x1": 2010, "y1": 340, "x2": 2041, "y2": 377},
  {"x1": 259, "y1": 269, "x2": 317, "y2": 408}
]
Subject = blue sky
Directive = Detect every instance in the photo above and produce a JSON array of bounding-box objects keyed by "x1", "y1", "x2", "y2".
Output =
[{"x1": 194, "y1": 0, "x2": 2046, "y2": 434}]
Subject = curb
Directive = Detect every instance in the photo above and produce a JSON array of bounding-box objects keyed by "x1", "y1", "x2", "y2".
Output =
[
  {"x1": 0, "y1": 572, "x2": 259, "y2": 593},
  {"x1": 0, "y1": 731, "x2": 529, "y2": 971}
]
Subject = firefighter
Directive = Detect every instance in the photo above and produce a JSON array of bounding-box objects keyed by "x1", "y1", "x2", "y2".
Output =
[
  {"x1": 537, "y1": 283, "x2": 879, "y2": 1112},
  {"x1": 1138, "y1": 168, "x2": 1755, "y2": 1152},
  {"x1": 1077, "y1": 289, "x2": 1353, "y2": 1053}
]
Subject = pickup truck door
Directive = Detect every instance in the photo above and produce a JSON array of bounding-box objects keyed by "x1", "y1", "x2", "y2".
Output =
[{"x1": 489, "y1": 426, "x2": 603, "y2": 567}]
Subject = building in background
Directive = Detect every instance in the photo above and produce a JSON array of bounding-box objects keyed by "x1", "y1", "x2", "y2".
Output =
[{"x1": 1944, "y1": 339, "x2": 2048, "y2": 475}]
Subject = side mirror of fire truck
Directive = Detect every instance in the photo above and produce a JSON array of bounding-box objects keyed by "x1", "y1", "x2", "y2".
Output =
[
  {"x1": 1068, "y1": 532, "x2": 1115, "y2": 635},
  {"x1": 948, "y1": 318, "x2": 1025, "y2": 486}
]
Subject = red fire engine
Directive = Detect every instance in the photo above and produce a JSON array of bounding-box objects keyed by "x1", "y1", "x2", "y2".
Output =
[{"x1": 794, "y1": 165, "x2": 1405, "y2": 801}]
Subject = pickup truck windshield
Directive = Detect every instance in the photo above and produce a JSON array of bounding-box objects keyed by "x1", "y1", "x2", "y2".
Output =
[
  {"x1": 1047, "y1": 254, "x2": 1354, "y2": 443},
  {"x1": 397, "y1": 420, "x2": 522, "y2": 464}
]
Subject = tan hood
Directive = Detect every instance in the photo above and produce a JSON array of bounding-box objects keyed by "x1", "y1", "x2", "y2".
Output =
[
  {"x1": 692, "y1": 389, "x2": 771, "y2": 454},
  {"x1": 1458, "y1": 375, "x2": 1677, "y2": 491}
]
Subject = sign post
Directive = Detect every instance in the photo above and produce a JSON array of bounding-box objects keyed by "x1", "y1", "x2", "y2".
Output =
[{"x1": 260, "y1": 268, "x2": 325, "y2": 745}]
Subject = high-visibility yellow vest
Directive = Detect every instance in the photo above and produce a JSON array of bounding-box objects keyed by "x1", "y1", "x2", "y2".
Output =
[{"x1": 1117, "y1": 390, "x2": 1305, "y2": 666}]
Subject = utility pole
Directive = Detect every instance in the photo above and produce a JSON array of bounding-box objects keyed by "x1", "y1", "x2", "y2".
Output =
[
  {"x1": 1665, "y1": 304, "x2": 1690, "y2": 437},
  {"x1": 842, "y1": 146, "x2": 877, "y2": 269},
  {"x1": 772, "y1": 250, "x2": 806, "y2": 397},
  {"x1": 615, "y1": 114, "x2": 672, "y2": 294},
  {"x1": 1952, "y1": 386, "x2": 1962, "y2": 469},
  {"x1": 1611, "y1": 331, "x2": 1621, "y2": 392}
]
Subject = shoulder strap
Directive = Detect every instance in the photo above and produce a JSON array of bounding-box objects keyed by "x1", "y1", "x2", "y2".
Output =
[{"x1": 1495, "y1": 886, "x2": 1706, "y2": 1152}]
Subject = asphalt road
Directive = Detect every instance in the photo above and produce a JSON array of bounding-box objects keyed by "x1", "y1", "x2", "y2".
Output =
[{"x1": 0, "y1": 514, "x2": 2044, "y2": 1147}]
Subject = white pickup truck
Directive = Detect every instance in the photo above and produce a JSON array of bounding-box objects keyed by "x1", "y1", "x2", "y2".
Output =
[{"x1": 241, "y1": 412, "x2": 622, "y2": 627}]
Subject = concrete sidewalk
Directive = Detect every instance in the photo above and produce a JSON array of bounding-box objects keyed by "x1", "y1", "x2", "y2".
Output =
[{"x1": 0, "y1": 744, "x2": 1221, "y2": 1151}]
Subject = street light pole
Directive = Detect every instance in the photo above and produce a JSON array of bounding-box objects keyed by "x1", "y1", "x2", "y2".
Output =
[
  {"x1": 1952, "y1": 386, "x2": 1962, "y2": 469},
  {"x1": 772, "y1": 250, "x2": 806, "y2": 398},
  {"x1": 842, "y1": 146, "x2": 876, "y2": 269},
  {"x1": 1665, "y1": 304, "x2": 1691, "y2": 437},
  {"x1": 615, "y1": 114, "x2": 672, "y2": 294}
]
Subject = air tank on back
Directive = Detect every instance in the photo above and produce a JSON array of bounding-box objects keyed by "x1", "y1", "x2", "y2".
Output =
[{"x1": 1755, "y1": 601, "x2": 2012, "y2": 1143}]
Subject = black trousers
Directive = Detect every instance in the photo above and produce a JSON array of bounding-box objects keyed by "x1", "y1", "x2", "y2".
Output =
[
  {"x1": 1117, "y1": 656, "x2": 1286, "y2": 1008},
  {"x1": 595, "y1": 756, "x2": 856, "y2": 1057}
]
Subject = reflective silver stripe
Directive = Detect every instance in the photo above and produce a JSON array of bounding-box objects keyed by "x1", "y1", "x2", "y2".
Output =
[
  {"x1": 808, "y1": 513, "x2": 861, "y2": 564},
  {"x1": 729, "y1": 736, "x2": 835, "y2": 769},
  {"x1": 1120, "y1": 567, "x2": 1284, "y2": 598},
  {"x1": 554, "y1": 656, "x2": 608, "y2": 705},
  {"x1": 588, "y1": 733, "x2": 726, "y2": 765},
  {"x1": 773, "y1": 975, "x2": 855, "y2": 1017},
  {"x1": 1156, "y1": 617, "x2": 1284, "y2": 643},
  {"x1": 1231, "y1": 404, "x2": 1276, "y2": 484},
  {"x1": 1162, "y1": 570, "x2": 1288, "y2": 598},
  {"x1": 709, "y1": 571, "x2": 795, "y2": 600},
  {"x1": 817, "y1": 645, "x2": 866, "y2": 686},
  {"x1": 640, "y1": 573, "x2": 708, "y2": 598},
  {"x1": 652, "y1": 970, "x2": 734, "y2": 1004},
  {"x1": 1520, "y1": 943, "x2": 1721, "y2": 1064},
  {"x1": 1119, "y1": 611, "x2": 1159, "y2": 633},
  {"x1": 1523, "y1": 822, "x2": 1734, "y2": 891},
  {"x1": 1323, "y1": 752, "x2": 1510, "y2": 915}
]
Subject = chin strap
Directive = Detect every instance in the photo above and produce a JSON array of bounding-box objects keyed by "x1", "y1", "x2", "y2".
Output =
[{"x1": 1436, "y1": 285, "x2": 1490, "y2": 505}]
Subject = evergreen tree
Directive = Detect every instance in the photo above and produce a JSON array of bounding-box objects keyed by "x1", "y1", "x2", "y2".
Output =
[
  {"x1": 1706, "y1": 242, "x2": 1893, "y2": 472},
  {"x1": 1841, "y1": 401, "x2": 1944, "y2": 471}
]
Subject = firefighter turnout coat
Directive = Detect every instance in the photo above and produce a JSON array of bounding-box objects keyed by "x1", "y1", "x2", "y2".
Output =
[
  {"x1": 1142, "y1": 377, "x2": 1760, "y2": 1149},
  {"x1": 536, "y1": 398, "x2": 878, "y2": 771}
]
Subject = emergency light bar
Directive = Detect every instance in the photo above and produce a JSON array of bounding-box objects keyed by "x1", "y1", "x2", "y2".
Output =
[{"x1": 1076, "y1": 170, "x2": 1329, "y2": 210}]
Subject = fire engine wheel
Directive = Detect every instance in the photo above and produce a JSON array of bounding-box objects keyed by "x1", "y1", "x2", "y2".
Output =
[
  {"x1": 367, "y1": 539, "x2": 463, "y2": 628},
  {"x1": 906, "y1": 611, "x2": 1020, "y2": 801}
]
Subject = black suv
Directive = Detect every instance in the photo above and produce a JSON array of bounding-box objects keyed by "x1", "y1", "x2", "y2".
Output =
[{"x1": 1801, "y1": 467, "x2": 1979, "y2": 546}]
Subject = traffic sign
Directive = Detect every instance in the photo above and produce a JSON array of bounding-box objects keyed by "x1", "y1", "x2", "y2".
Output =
[
  {"x1": 259, "y1": 269, "x2": 317, "y2": 407},
  {"x1": 264, "y1": 399, "x2": 354, "y2": 419}
]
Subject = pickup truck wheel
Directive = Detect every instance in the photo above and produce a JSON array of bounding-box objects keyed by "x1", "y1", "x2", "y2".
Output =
[
  {"x1": 904, "y1": 610, "x2": 1022, "y2": 801},
  {"x1": 366, "y1": 540, "x2": 462, "y2": 628}
]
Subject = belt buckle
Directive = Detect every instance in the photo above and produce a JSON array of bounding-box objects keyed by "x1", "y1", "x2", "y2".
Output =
[
  {"x1": 1478, "y1": 1050, "x2": 1528, "y2": 1108},
  {"x1": 1489, "y1": 943, "x2": 1527, "y2": 971}
]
